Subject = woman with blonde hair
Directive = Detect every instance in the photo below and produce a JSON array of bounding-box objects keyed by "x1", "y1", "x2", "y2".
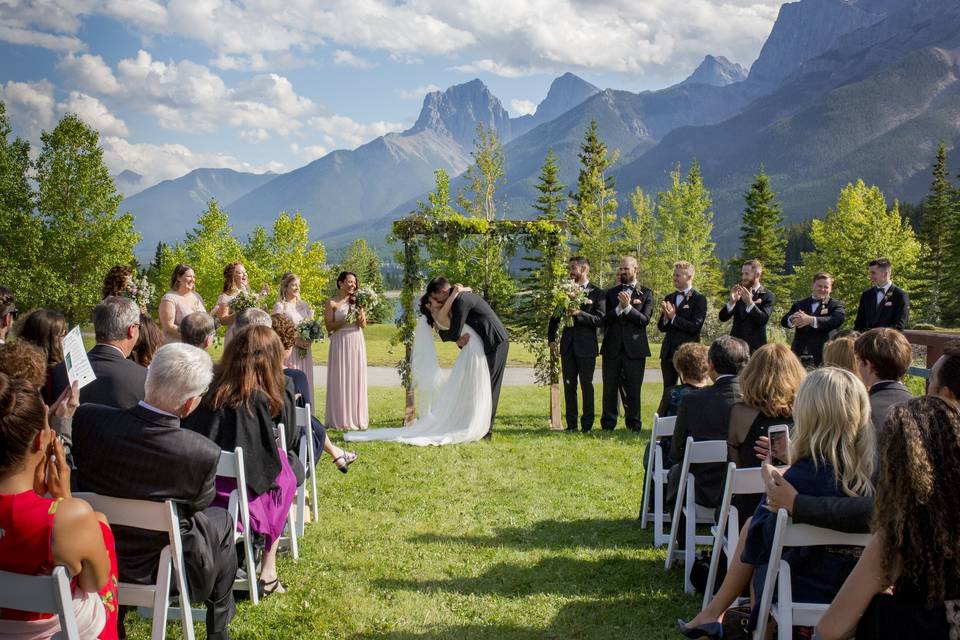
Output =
[
  {"x1": 272, "y1": 272, "x2": 316, "y2": 403},
  {"x1": 822, "y1": 333, "x2": 860, "y2": 376},
  {"x1": 212, "y1": 262, "x2": 268, "y2": 346},
  {"x1": 679, "y1": 367, "x2": 875, "y2": 638}
]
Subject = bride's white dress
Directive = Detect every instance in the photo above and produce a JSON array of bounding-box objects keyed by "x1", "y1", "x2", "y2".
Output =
[{"x1": 343, "y1": 315, "x2": 491, "y2": 446}]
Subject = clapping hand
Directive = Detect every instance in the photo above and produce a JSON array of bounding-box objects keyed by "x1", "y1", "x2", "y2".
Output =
[
  {"x1": 791, "y1": 311, "x2": 812, "y2": 328},
  {"x1": 729, "y1": 285, "x2": 740, "y2": 306},
  {"x1": 737, "y1": 284, "x2": 753, "y2": 304},
  {"x1": 661, "y1": 300, "x2": 676, "y2": 320},
  {"x1": 33, "y1": 432, "x2": 71, "y2": 500},
  {"x1": 618, "y1": 290, "x2": 631, "y2": 310}
]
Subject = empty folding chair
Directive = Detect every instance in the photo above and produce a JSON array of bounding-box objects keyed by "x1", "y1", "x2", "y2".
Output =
[
  {"x1": 216, "y1": 447, "x2": 259, "y2": 605},
  {"x1": 754, "y1": 508, "x2": 872, "y2": 640},
  {"x1": 0, "y1": 566, "x2": 81, "y2": 640},
  {"x1": 664, "y1": 436, "x2": 728, "y2": 593},
  {"x1": 75, "y1": 493, "x2": 195, "y2": 640},
  {"x1": 639, "y1": 413, "x2": 677, "y2": 547},
  {"x1": 295, "y1": 403, "x2": 319, "y2": 537}
]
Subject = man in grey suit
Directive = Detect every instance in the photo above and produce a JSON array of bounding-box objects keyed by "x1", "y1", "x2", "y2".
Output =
[
  {"x1": 72, "y1": 343, "x2": 237, "y2": 639},
  {"x1": 50, "y1": 296, "x2": 146, "y2": 408},
  {"x1": 854, "y1": 328, "x2": 914, "y2": 431}
]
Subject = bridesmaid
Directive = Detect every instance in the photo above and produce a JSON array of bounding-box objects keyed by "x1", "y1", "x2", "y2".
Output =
[
  {"x1": 324, "y1": 271, "x2": 368, "y2": 430},
  {"x1": 213, "y1": 261, "x2": 265, "y2": 345},
  {"x1": 158, "y1": 263, "x2": 205, "y2": 343},
  {"x1": 272, "y1": 272, "x2": 316, "y2": 404}
]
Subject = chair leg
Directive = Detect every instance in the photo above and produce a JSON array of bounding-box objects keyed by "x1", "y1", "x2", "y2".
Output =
[
  {"x1": 296, "y1": 484, "x2": 306, "y2": 538},
  {"x1": 640, "y1": 444, "x2": 655, "y2": 528},
  {"x1": 654, "y1": 475, "x2": 666, "y2": 547},
  {"x1": 683, "y1": 480, "x2": 696, "y2": 593},
  {"x1": 287, "y1": 508, "x2": 299, "y2": 562},
  {"x1": 309, "y1": 438, "x2": 319, "y2": 523},
  {"x1": 152, "y1": 551, "x2": 172, "y2": 640}
]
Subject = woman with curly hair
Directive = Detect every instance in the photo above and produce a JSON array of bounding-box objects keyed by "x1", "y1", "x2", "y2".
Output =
[
  {"x1": 158, "y1": 264, "x2": 205, "y2": 343},
  {"x1": 101, "y1": 265, "x2": 134, "y2": 300},
  {"x1": 815, "y1": 396, "x2": 960, "y2": 640}
]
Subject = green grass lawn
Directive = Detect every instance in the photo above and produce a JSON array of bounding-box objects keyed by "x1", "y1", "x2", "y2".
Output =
[{"x1": 126, "y1": 382, "x2": 698, "y2": 639}]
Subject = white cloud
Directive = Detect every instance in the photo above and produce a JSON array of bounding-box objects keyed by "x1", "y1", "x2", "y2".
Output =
[
  {"x1": 57, "y1": 53, "x2": 121, "y2": 95},
  {"x1": 333, "y1": 49, "x2": 374, "y2": 69},
  {"x1": 307, "y1": 114, "x2": 405, "y2": 150},
  {"x1": 509, "y1": 99, "x2": 536, "y2": 117},
  {"x1": 0, "y1": 80, "x2": 55, "y2": 141},
  {"x1": 290, "y1": 142, "x2": 330, "y2": 162},
  {"x1": 455, "y1": 59, "x2": 545, "y2": 79},
  {"x1": 58, "y1": 91, "x2": 129, "y2": 137},
  {"x1": 399, "y1": 84, "x2": 440, "y2": 101},
  {"x1": 0, "y1": 23, "x2": 84, "y2": 52}
]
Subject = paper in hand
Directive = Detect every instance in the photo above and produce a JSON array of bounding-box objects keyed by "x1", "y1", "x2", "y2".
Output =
[{"x1": 62, "y1": 325, "x2": 96, "y2": 389}]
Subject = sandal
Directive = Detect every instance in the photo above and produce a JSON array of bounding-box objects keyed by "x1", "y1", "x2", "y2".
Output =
[
  {"x1": 333, "y1": 450, "x2": 358, "y2": 474},
  {"x1": 257, "y1": 578, "x2": 284, "y2": 597}
]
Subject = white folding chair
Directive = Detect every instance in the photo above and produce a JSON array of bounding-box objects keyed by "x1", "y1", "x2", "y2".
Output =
[
  {"x1": 664, "y1": 437, "x2": 728, "y2": 593},
  {"x1": 702, "y1": 463, "x2": 766, "y2": 608},
  {"x1": 275, "y1": 423, "x2": 300, "y2": 562},
  {"x1": 216, "y1": 447, "x2": 259, "y2": 606},
  {"x1": 754, "y1": 509, "x2": 872, "y2": 640},
  {"x1": 75, "y1": 493, "x2": 195, "y2": 640},
  {"x1": 639, "y1": 413, "x2": 677, "y2": 546},
  {"x1": 0, "y1": 566, "x2": 80, "y2": 639},
  {"x1": 295, "y1": 403, "x2": 319, "y2": 537}
]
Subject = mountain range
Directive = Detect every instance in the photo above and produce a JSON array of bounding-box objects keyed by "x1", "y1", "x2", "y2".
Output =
[{"x1": 120, "y1": 0, "x2": 960, "y2": 257}]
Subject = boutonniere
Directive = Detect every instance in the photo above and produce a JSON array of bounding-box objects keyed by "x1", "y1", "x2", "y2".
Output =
[
  {"x1": 884, "y1": 291, "x2": 893, "y2": 301},
  {"x1": 681, "y1": 303, "x2": 690, "y2": 309},
  {"x1": 583, "y1": 299, "x2": 593, "y2": 305},
  {"x1": 819, "y1": 305, "x2": 829, "y2": 315},
  {"x1": 632, "y1": 298, "x2": 642, "y2": 305}
]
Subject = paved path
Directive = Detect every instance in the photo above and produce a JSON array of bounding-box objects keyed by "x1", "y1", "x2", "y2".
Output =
[{"x1": 314, "y1": 365, "x2": 664, "y2": 388}]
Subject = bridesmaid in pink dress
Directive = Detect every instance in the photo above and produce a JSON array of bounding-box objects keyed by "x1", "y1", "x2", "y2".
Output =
[
  {"x1": 272, "y1": 272, "x2": 315, "y2": 397},
  {"x1": 158, "y1": 264, "x2": 206, "y2": 343},
  {"x1": 324, "y1": 271, "x2": 369, "y2": 430},
  {"x1": 212, "y1": 262, "x2": 266, "y2": 346}
]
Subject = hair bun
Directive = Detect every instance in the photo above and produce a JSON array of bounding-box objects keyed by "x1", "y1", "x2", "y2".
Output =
[{"x1": 0, "y1": 372, "x2": 14, "y2": 416}]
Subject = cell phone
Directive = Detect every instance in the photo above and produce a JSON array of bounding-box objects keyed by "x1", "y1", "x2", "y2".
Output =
[{"x1": 767, "y1": 424, "x2": 790, "y2": 465}]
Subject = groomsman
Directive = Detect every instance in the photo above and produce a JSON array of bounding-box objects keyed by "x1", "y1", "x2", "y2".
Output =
[
  {"x1": 548, "y1": 257, "x2": 606, "y2": 432},
  {"x1": 718, "y1": 259, "x2": 774, "y2": 353},
  {"x1": 854, "y1": 257, "x2": 909, "y2": 331},
  {"x1": 601, "y1": 256, "x2": 654, "y2": 432},
  {"x1": 781, "y1": 272, "x2": 845, "y2": 366},
  {"x1": 655, "y1": 261, "x2": 707, "y2": 415}
]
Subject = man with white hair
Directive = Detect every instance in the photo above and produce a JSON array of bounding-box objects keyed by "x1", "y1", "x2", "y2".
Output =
[
  {"x1": 72, "y1": 343, "x2": 237, "y2": 640},
  {"x1": 235, "y1": 306, "x2": 272, "y2": 329},
  {"x1": 50, "y1": 295, "x2": 146, "y2": 407}
]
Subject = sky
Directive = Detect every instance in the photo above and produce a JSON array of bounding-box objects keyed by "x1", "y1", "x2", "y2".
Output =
[{"x1": 0, "y1": 0, "x2": 788, "y2": 193}]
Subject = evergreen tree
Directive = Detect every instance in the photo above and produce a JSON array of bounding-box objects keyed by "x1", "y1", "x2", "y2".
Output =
[
  {"x1": 532, "y1": 149, "x2": 565, "y2": 220},
  {"x1": 35, "y1": 114, "x2": 139, "y2": 323},
  {"x1": 338, "y1": 238, "x2": 388, "y2": 323},
  {"x1": 918, "y1": 142, "x2": 954, "y2": 324},
  {"x1": 566, "y1": 119, "x2": 619, "y2": 286},
  {"x1": 740, "y1": 168, "x2": 787, "y2": 297}
]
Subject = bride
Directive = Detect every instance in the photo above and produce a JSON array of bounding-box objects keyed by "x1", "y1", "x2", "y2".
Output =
[{"x1": 344, "y1": 285, "x2": 491, "y2": 446}]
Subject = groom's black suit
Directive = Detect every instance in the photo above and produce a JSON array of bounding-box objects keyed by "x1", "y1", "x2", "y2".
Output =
[{"x1": 438, "y1": 291, "x2": 509, "y2": 435}]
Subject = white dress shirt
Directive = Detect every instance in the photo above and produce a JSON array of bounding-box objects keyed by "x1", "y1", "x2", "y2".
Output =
[{"x1": 671, "y1": 287, "x2": 693, "y2": 324}]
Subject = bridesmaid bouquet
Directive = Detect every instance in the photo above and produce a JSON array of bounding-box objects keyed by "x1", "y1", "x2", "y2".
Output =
[
  {"x1": 553, "y1": 280, "x2": 588, "y2": 328},
  {"x1": 297, "y1": 319, "x2": 324, "y2": 358},
  {"x1": 346, "y1": 286, "x2": 379, "y2": 323},
  {"x1": 123, "y1": 274, "x2": 155, "y2": 312},
  {"x1": 229, "y1": 289, "x2": 261, "y2": 315}
]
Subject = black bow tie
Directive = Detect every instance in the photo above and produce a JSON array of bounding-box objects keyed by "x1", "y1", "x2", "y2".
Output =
[{"x1": 675, "y1": 291, "x2": 686, "y2": 297}]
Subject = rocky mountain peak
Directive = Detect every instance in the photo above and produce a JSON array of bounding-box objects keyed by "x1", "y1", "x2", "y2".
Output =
[
  {"x1": 411, "y1": 78, "x2": 512, "y2": 148},
  {"x1": 681, "y1": 55, "x2": 749, "y2": 86}
]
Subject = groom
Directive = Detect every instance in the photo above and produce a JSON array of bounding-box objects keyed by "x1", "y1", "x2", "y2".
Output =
[{"x1": 427, "y1": 277, "x2": 509, "y2": 438}]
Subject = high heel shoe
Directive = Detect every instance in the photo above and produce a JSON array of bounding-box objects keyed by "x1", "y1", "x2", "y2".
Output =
[
  {"x1": 333, "y1": 450, "x2": 358, "y2": 474},
  {"x1": 676, "y1": 618, "x2": 722, "y2": 639}
]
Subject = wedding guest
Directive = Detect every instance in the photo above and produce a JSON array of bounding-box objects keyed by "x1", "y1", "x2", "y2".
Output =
[
  {"x1": 656, "y1": 261, "x2": 708, "y2": 415},
  {"x1": 0, "y1": 372, "x2": 119, "y2": 640},
  {"x1": 101, "y1": 264, "x2": 134, "y2": 299},
  {"x1": 547, "y1": 257, "x2": 605, "y2": 432},
  {"x1": 17, "y1": 307, "x2": 66, "y2": 403},
  {"x1": 183, "y1": 325, "x2": 298, "y2": 596},
  {"x1": 815, "y1": 397, "x2": 960, "y2": 640},
  {"x1": 213, "y1": 261, "x2": 266, "y2": 346},
  {"x1": 180, "y1": 312, "x2": 216, "y2": 351},
  {"x1": 159, "y1": 263, "x2": 206, "y2": 344},
  {"x1": 324, "y1": 271, "x2": 368, "y2": 431},
  {"x1": 854, "y1": 328, "x2": 913, "y2": 431},
  {"x1": 822, "y1": 333, "x2": 860, "y2": 376},
  {"x1": 0, "y1": 286, "x2": 17, "y2": 344},
  {"x1": 601, "y1": 256, "x2": 654, "y2": 432},
  {"x1": 273, "y1": 272, "x2": 317, "y2": 400},
  {"x1": 50, "y1": 296, "x2": 146, "y2": 408},
  {"x1": 927, "y1": 339, "x2": 960, "y2": 404},
  {"x1": 854, "y1": 258, "x2": 909, "y2": 331},
  {"x1": 718, "y1": 259, "x2": 775, "y2": 353},
  {"x1": 781, "y1": 272, "x2": 846, "y2": 366},
  {"x1": 235, "y1": 307, "x2": 271, "y2": 329},
  {"x1": 72, "y1": 343, "x2": 237, "y2": 637},
  {"x1": 129, "y1": 313, "x2": 163, "y2": 367},
  {"x1": 667, "y1": 336, "x2": 749, "y2": 510},
  {"x1": 680, "y1": 367, "x2": 874, "y2": 637},
  {"x1": 663, "y1": 342, "x2": 711, "y2": 418},
  {"x1": 272, "y1": 312, "x2": 357, "y2": 473}
]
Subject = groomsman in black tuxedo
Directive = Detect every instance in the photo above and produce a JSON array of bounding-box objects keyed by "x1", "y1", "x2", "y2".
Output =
[
  {"x1": 548, "y1": 257, "x2": 606, "y2": 432},
  {"x1": 601, "y1": 256, "x2": 654, "y2": 432},
  {"x1": 655, "y1": 261, "x2": 707, "y2": 415},
  {"x1": 854, "y1": 257, "x2": 909, "y2": 331},
  {"x1": 718, "y1": 259, "x2": 775, "y2": 353},
  {"x1": 781, "y1": 271, "x2": 846, "y2": 366}
]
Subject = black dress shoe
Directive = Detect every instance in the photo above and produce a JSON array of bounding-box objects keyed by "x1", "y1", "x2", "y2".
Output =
[{"x1": 676, "y1": 619, "x2": 722, "y2": 639}]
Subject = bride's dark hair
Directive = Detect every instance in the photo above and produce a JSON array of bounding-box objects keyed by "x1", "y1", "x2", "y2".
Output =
[{"x1": 419, "y1": 293, "x2": 435, "y2": 327}]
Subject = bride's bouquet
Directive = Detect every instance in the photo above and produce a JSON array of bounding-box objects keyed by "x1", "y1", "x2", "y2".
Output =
[
  {"x1": 346, "y1": 285, "x2": 379, "y2": 323},
  {"x1": 297, "y1": 319, "x2": 324, "y2": 358},
  {"x1": 229, "y1": 289, "x2": 261, "y2": 315},
  {"x1": 123, "y1": 274, "x2": 154, "y2": 312},
  {"x1": 553, "y1": 280, "x2": 588, "y2": 328}
]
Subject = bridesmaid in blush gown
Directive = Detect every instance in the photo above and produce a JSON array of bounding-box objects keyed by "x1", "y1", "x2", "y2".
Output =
[
  {"x1": 158, "y1": 264, "x2": 206, "y2": 343},
  {"x1": 324, "y1": 271, "x2": 368, "y2": 430},
  {"x1": 272, "y1": 272, "x2": 315, "y2": 403},
  {"x1": 212, "y1": 261, "x2": 266, "y2": 346}
]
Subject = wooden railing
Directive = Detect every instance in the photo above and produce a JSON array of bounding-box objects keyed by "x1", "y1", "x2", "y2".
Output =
[{"x1": 903, "y1": 330, "x2": 959, "y2": 378}]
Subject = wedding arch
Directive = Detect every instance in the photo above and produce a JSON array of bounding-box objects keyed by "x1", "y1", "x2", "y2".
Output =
[{"x1": 391, "y1": 214, "x2": 568, "y2": 426}]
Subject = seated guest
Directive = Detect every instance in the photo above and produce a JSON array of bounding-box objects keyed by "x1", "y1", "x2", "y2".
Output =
[
  {"x1": 680, "y1": 367, "x2": 875, "y2": 637},
  {"x1": 926, "y1": 339, "x2": 960, "y2": 405},
  {"x1": 854, "y1": 328, "x2": 913, "y2": 431},
  {"x1": 815, "y1": 397, "x2": 960, "y2": 640},
  {"x1": 0, "y1": 286, "x2": 16, "y2": 344},
  {"x1": 183, "y1": 325, "x2": 298, "y2": 596},
  {"x1": 129, "y1": 313, "x2": 163, "y2": 368},
  {"x1": 667, "y1": 336, "x2": 750, "y2": 509},
  {"x1": 72, "y1": 343, "x2": 237, "y2": 637},
  {"x1": 0, "y1": 372, "x2": 119, "y2": 639},
  {"x1": 664, "y1": 342, "x2": 711, "y2": 418},
  {"x1": 17, "y1": 308, "x2": 66, "y2": 403},
  {"x1": 271, "y1": 312, "x2": 357, "y2": 473},
  {"x1": 180, "y1": 312, "x2": 216, "y2": 351},
  {"x1": 235, "y1": 307, "x2": 271, "y2": 329},
  {"x1": 50, "y1": 296, "x2": 146, "y2": 408},
  {"x1": 822, "y1": 333, "x2": 860, "y2": 376}
]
